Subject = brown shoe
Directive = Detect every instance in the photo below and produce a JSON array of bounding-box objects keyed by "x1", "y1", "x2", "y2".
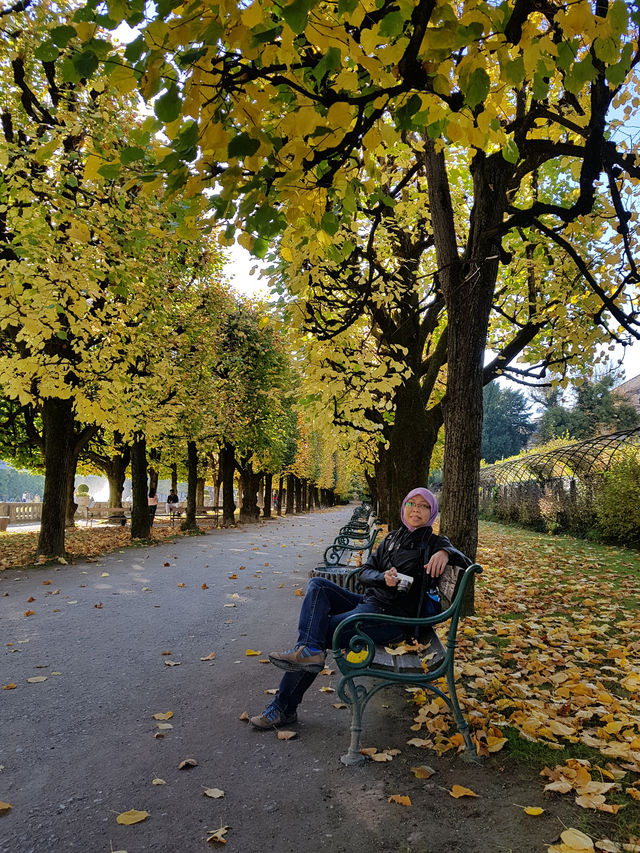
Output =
[
  {"x1": 269, "y1": 645, "x2": 326, "y2": 673},
  {"x1": 250, "y1": 706, "x2": 297, "y2": 730}
]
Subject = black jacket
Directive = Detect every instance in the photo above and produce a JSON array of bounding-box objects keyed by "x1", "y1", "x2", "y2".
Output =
[{"x1": 358, "y1": 525, "x2": 470, "y2": 618}]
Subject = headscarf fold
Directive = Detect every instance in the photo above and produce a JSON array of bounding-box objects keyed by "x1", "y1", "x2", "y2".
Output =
[{"x1": 400, "y1": 487, "x2": 438, "y2": 531}]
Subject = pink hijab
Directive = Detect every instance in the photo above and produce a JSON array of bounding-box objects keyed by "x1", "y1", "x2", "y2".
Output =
[{"x1": 400, "y1": 487, "x2": 438, "y2": 531}]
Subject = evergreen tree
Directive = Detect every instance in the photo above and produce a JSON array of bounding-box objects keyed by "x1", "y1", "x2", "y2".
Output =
[{"x1": 481, "y1": 384, "x2": 534, "y2": 464}]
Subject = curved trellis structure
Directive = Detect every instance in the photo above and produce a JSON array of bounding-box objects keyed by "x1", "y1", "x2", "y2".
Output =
[{"x1": 479, "y1": 427, "x2": 640, "y2": 488}]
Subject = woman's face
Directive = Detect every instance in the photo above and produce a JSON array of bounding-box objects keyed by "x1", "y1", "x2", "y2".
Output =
[{"x1": 404, "y1": 497, "x2": 432, "y2": 526}]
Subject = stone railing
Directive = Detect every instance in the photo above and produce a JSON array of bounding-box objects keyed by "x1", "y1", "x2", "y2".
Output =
[{"x1": 0, "y1": 502, "x2": 43, "y2": 524}]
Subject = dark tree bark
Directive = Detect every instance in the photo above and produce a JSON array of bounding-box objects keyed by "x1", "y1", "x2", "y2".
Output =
[
  {"x1": 130, "y1": 433, "x2": 150, "y2": 539},
  {"x1": 181, "y1": 440, "x2": 199, "y2": 531},
  {"x1": 37, "y1": 398, "x2": 76, "y2": 557},
  {"x1": 301, "y1": 479, "x2": 307, "y2": 512},
  {"x1": 238, "y1": 457, "x2": 261, "y2": 523},
  {"x1": 277, "y1": 474, "x2": 284, "y2": 516},
  {"x1": 196, "y1": 476, "x2": 205, "y2": 508},
  {"x1": 263, "y1": 472, "x2": 272, "y2": 518},
  {"x1": 294, "y1": 477, "x2": 303, "y2": 513},
  {"x1": 170, "y1": 462, "x2": 178, "y2": 492},
  {"x1": 83, "y1": 434, "x2": 130, "y2": 508},
  {"x1": 286, "y1": 473, "x2": 295, "y2": 515},
  {"x1": 220, "y1": 441, "x2": 236, "y2": 526}
]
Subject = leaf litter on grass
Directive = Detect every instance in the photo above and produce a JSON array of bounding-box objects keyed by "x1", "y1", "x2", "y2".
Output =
[{"x1": 406, "y1": 522, "x2": 639, "y2": 845}]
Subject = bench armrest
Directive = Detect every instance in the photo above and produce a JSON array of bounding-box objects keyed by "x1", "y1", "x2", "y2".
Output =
[{"x1": 332, "y1": 563, "x2": 482, "y2": 667}]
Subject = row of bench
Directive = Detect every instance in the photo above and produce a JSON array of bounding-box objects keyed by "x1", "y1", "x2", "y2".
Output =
[{"x1": 310, "y1": 503, "x2": 483, "y2": 765}]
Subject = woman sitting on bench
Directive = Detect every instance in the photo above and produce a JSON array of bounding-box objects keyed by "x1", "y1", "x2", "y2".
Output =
[{"x1": 250, "y1": 487, "x2": 470, "y2": 730}]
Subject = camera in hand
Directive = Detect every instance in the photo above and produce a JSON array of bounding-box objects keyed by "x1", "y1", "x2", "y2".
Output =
[{"x1": 395, "y1": 572, "x2": 414, "y2": 592}]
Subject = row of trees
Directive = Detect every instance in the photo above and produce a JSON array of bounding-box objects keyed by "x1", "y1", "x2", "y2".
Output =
[
  {"x1": 0, "y1": 3, "x2": 356, "y2": 557},
  {"x1": 68, "y1": 0, "x2": 640, "y2": 566},
  {"x1": 3, "y1": 0, "x2": 640, "y2": 573}
]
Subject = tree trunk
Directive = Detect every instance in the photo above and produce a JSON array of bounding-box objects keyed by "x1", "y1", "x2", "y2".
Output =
[
  {"x1": 294, "y1": 477, "x2": 303, "y2": 513},
  {"x1": 196, "y1": 476, "x2": 205, "y2": 508},
  {"x1": 220, "y1": 442, "x2": 236, "y2": 526},
  {"x1": 277, "y1": 474, "x2": 284, "y2": 516},
  {"x1": 182, "y1": 440, "x2": 199, "y2": 531},
  {"x1": 286, "y1": 473, "x2": 295, "y2": 515},
  {"x1": 301, "y1": 479, "x2": 308, "y2": 512},
  {"x1": 263, "y1": 472, "x2": 272, "y2": 518},
  {"x1": 37, "y1": 398, "x2": 76, "y2": 558},
  {"x1": 170, "y1": 462, "x2": 178, "y2": 492},
  {"x1": 130, "y1": 433, "x2": 150, "y2": 539},
  {"x1": 238, "y1": 459, "x2": 261, "y2": 523},
  {"x1": 107, "y1": 443, "x2": 130, "y2": 508},
  {"x1": 65, "y1": 460, "x2": 78, "y2": 528}
]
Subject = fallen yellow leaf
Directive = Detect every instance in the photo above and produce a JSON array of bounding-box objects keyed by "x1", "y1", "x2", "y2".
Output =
[
  {"x1": 152, "y1": 711, "x2": 173, "y2": 721},
  {"x1": 449, "y1": 785, "x2": 479, "y2": 798},
  {"x1": 346, "y1": 650, "x2": 368, "y2": 663},
  {"x1": 26, "y1": 676, "x2": 47, "y2": 684},
  {"x1": 277, "y1": 730, "x2": 297, "y2": 740},
  {"x1": 203, "y1": 788, "x2": 225, "y2": 798},
  {"x1": 411, "y1": 765, "x2": 436, "y2": 779},
  {"x1": 178, "y1": 758, "x2": 198, "y2": 769},
  {"x1": 116, "y1": 809, "x2": 149, "y2": 825},
  {"x1": 560, "y1": 828, "x2": 595, "y2": 851},
  {"x1": 0, "y1": 802, "x2": 12, "y2": 814},
  {"x1": 200, "y1": 652, "x2": 216, "y2": 661},
  {"x1": 294, "y1": 589, "x2": 304, "y2": 596},
  {"x1": 388, "y1": 794, "x2": 411, "y2": 806},
  {"x1": 152, "y1": 778, "x2": 166, "y2": 785},
  {"x1": 2, "y1": 684, "x2": 17, "y2": 690},
  {"x1": 245, "y1": 649, "x2": 261, "y2": 656},
  {"x1": 524, "y1": 806, "x2": 545, "y2": 816},
  {"x1": 207, "y1": 825, "x2": 230, "y2": 845}
]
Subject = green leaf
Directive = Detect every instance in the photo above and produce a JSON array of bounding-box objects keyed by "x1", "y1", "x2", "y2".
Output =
[
  {"x1": 556, "y1": 40, "x2": 576, "y2": 72},
  {"x1": 154, "y1": 84, "x2": 181, "y2": 123},
  {"x1": 98, "y1": 163, "x2": 121, "y2": 180},
  {"x1": 72, "y1": 50, "x2": 99, "y2": 78},
  {"x1": 125, "y1": 35, "x2": 146, "y2": 62},
  {"x1": 379, "y1": 10, "x2": 404, "y2": 37},
  {"x1": 504, "y1": 56, "x2": 524, "y2": 86},
  {"x1": 606, "y1": 42, "x2": 633, "y2": 86},
  {"x1": 252, "y1": 236, "x2": 269, "y2": 258},
  {"x1": 594, "y1": 36, "x2": 620, "y2": 64},
  {"x1": 34, "y1": 42, "x2": 60, "y2": 62},
  {"x1": 119, "y1": 146, "x2": 146, "y2": 165},
  {"x1": 50, "y1": 25, "x2": 77, "y2": 47},
  {"x1": 394, "y1": 94, "x2": 422, "y2": 130},
  {"x1": 313, "y1": 46, "x2": 341, "y2": 81},
  {"x1": 178, "y1": 46, "x2": 208, "y2": 67},
  {"x1": 228, "y1": 132, "x2": 261, "y2": 159},
  {"x1": 320, "y1": 212, "x2": 340, "y2": 236},
  {"x1": 338, "y1": 0, "x2": 358, "y2": 12},
  {"x1": 172, "y1": 121, "x2": 199, "y2": 159},
  {"x1": 608, "y1": 0, "x2": 628, "y2": 36},
  {"x1": 532, "y1": 71, "x2": 549, "y2": 100},
  {"x1": 60, "y1": 57, "x2": 81, "y2": 82},
  {"x1": 501, "y1": 138, "x2": 520, "y2": 164},
  {"x1": 464, "y1": 67, "x2": 490, "y2": 109},
  {"x1": 282, "y1": 0, "x2": 311, "y2": 34},
  {"x1": 56, "y1": 330, "x2": 68, "y2": 340}
]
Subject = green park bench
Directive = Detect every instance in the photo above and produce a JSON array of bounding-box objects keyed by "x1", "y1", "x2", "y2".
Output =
[{"x1": 332, "y1": 562, "x2": 483, "y2": 766}]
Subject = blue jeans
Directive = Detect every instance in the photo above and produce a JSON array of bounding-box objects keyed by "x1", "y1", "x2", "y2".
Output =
[{"x1": 271, "y1": 577, "x2": 406, "y2": 716}]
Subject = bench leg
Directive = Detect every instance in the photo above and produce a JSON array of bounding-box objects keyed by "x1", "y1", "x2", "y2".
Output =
[
  {"x1": 445, "y1": 668, "x2": 483, "y2": 763},
  {"x1": 340, "y1": 679, "x2": 367, "y2": 766}
]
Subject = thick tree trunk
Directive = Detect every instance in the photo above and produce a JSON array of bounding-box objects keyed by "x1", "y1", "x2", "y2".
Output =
[
  {"x1": 196, "y1": 476, "x2": 205, "y2": 508},
  {"x1": 263, "y1": 472, "x2": 272, "y2": 518},
  {"x1": 37, "y1": 398, "x2": 76, "y2": 558},
  {"x1": 65, "y1": 461, "x2": 78, "y2": 528},
  {"x1": 425, "y1": 143, "x2": 512, "y2": 611},
  {"x1": 107, "y1": 443, "x2": 130, "y2": 508},
  {"x1": 182, "y1": 440, "x2": 199, "y2": 530},
  {"x1": 294, "y1": 477, "x2": 303, "y2": 513},
  {"x1": 286, "y1": 474, "x2": 295, "y2": 515},
  {"x1": 170, "y1": 463, "x2": 178, "y2": 492},
  {"x1": 277, "y1": 474, "x2": 284, "y2": 516},
  {"x1": 374, "y1": 451, "x2": 391, "y2": 525},
  {"x1": 220, "y1": 442, "x2": 236, "y2": 526},
  {"x1": 130, "y1": 434, "x2": 150, "y2": 539},
  {"x1": 301, "y1": 479, "x2": 307, "y2": 512},
  {"x1": 238, "y1": 459, "x2": 261, "y2": 523}
]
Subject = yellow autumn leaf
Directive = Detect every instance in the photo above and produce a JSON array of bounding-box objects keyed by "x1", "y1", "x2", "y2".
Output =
[
  {"x1": 346, "y1": 650, "x2": 368, "y2": 663},
  {"x1": 203, "y1": 788, "x2": 225, "y2": 798},
  {"x1": 449, "y1": 785, "x2": 479, "y2": 798},
  {"x1": 245, "y1": 649, "x2": 261, "y2": 656},
  {"x1": 207, "y1": 825, "x2": 230, "y2": 844},
  {"x1": 152, "y1": 778, "x2": 166, "y2": 785},
  {"x1": 486, "y1": 736, "x2": 508, "y2": 752},
  {"x1": 276, "y1": 730, "x2": 297, "y2": 740},
  {"x1": 560, "y1": 828, "x2": 595, "y2": 850},
  {"x1": 524, "y1": 806, "x2": 545, "y2": 815},
  {"x1": 319, "y1": 686, "x2": 335, "y2": 693},
  {"x1": 294, "y1": 589, "x2": 304, "y2": 596},
  {"x1": 411, "y1": 765, "x2": 436, "y2": 779},
  {"x1": 200, "y1": 652, "x2": 216, "y2": 661},
  {"x1": 116, "y1": 809, "x2": 150, "y2": 825},
  {"x1": 2, "y1": 684, "x2": 17, "y2": 690},
  {"x1": 152, "y1": 711, "x2": 173, "y2": 721},
  {"x1": 0, "y1": 801, "x2": 12, "y2": 814},
  {"x1": 26, "y1": 676, "x2": 47, "y2": 683},
  {"x1": 388, "y1": 794, "x2": 411, "y2": 806},
  {"x1": 178, "y1": 758, "x2": 198, "y2": 769}
]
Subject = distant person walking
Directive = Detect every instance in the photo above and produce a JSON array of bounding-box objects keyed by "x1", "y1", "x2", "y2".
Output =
[{"x1": 148, "y1": 487, "x2": 159, "y2": 528}]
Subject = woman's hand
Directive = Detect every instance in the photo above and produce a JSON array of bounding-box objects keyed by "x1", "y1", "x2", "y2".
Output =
[
  {"x1": 424, "y1": 550, "x2": 449, "y2": 578},
  {"x1": 384, "y1": 567, "x2": 400, "y2": 587}
]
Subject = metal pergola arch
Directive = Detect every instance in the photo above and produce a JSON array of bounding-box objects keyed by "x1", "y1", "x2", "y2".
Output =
[{"x1": 479, "y1": 427, "x2": 640, "y2": 489}]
